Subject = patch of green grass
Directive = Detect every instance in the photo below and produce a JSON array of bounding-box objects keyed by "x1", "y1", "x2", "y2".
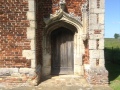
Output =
[
  {"x1": 105, "y1": 38, "x2": 120, "y2": 48},
  {"x1": 110, "y1": 80, "x2": 120, "y2": 90},
  {"x1": 105, "y1": 62, "x2": 120, "y2": 90},
  {"x1": 105, "y1": 38, "x2": 120, "y2": 90}
]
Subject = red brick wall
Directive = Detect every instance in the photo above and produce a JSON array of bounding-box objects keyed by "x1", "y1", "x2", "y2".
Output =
[
  {"x1": 0, "y1": 0, "x2": 31, "y2": 68},
  {"x1": 83, "y1": 40, "x2": 89, "y2": 64},
  {"x1": 0, "y1": 0, "x2": 87, "y2": 67},
  {"x1": 36, "y1": 0, "x2": 86, "y2": 65},
  {"x1": 52, "y1": 0, "x2": 86, "y2": 16}
]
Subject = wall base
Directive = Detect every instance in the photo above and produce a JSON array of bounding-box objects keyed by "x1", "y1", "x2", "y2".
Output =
[
  {"x1": 0, "y1": 66, "x2": 41, "y2": 87},
  {"x1": 85, "y1": 67, "x2": 108, "y2": 85}
]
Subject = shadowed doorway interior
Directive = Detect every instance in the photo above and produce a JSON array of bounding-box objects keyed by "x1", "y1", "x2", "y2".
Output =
[{"x1": 51, "y1": 27, "x2": 74, "y2": 75}]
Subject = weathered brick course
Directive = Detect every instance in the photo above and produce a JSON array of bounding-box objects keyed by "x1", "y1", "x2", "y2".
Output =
[{"x1": 0, "y1": 0, "x2": 31, "y2": 68}]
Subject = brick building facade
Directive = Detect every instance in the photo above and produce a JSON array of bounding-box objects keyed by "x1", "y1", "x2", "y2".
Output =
[{"x1": 0, "y1": 0, "x2": 108, "y2": 86}]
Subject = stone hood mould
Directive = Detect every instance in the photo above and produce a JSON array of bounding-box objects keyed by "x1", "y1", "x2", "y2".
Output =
[{"x1": 44, "y1": 9, "x2": 82, "y2": 28}]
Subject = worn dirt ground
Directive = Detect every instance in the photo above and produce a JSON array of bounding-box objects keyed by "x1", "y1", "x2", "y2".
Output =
[{"x1": 0, "y1": 75, "x2": 112, "y2": 90}]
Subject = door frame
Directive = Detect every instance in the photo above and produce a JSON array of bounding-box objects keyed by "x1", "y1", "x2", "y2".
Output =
[
  {"x1": 42, "y1": 10, "x2": 85, "y2": 76},
  {"x1": 51, "y1": 27, "x2": 74, "y2": 75}
]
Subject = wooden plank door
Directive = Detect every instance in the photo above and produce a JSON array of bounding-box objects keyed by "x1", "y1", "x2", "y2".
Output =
[{"x1": 51, "y1": 27, "x2": 74, "y2": 75}]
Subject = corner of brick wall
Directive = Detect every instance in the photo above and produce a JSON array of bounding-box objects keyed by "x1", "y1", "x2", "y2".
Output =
[
  {"x1": 0, "y1": 0, "x2": 38, "y2": 87},
  {"x1": 0, "y1": 0, "x2": 31, "y2": 68},
  {"x1": 85, "y1": 67, "x2": 108, "y2": 85},
  {"x1": 86, "y1": 0, "x2": 108, "y2": 85}
]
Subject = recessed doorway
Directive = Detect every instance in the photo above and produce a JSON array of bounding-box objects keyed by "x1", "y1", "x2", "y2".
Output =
[{"x1": 51, "y1": 27, "x2": 74, "y2": 75}]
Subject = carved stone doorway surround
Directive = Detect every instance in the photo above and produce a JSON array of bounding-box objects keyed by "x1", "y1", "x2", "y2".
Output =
[{"x1": 42, "y1": 6, "x2": 85, "y2": 76}]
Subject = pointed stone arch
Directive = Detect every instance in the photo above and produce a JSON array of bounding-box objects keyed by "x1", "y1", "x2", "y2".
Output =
[
  {"x1": 42, "y1": 9, "x2": 85, "y2": 76},
  {"x1": 44, "y1": 9, "x2": 83, "y2": 35}
]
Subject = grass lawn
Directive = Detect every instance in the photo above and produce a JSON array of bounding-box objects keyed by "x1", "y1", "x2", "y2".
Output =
[
  {"x1": 105, "y1": 38, "x2": 120, "y2": 48},
  {"x1": 105, "y1": 61, "x2": 120, "y2": 90},
  {"x1": 105, "y1": 38, "x2": 120, "y2": 90}
]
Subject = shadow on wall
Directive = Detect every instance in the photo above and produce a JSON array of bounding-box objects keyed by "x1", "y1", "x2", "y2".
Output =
[{"x1": 105, "y1": 47, "x2": 120, "y2": 83}]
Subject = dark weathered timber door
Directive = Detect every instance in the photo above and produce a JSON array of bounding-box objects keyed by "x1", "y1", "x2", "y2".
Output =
[{"x1": 51, "y1": 27, "x2": 74, "y2": 75}]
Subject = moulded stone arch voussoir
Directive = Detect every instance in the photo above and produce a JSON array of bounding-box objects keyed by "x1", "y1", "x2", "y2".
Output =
[{"x1": 46, "y1": 20, "x2": 78, "y2": 36}]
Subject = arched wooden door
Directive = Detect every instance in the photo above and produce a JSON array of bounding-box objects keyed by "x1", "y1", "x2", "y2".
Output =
[{"x1": 51, "y1": 27, "x2": 74, "y2": 75}]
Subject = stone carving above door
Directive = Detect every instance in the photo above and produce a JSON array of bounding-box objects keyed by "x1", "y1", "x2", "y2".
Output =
[{"x1": 44, "y1": 0, "x2": 82, "y2": 28}]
